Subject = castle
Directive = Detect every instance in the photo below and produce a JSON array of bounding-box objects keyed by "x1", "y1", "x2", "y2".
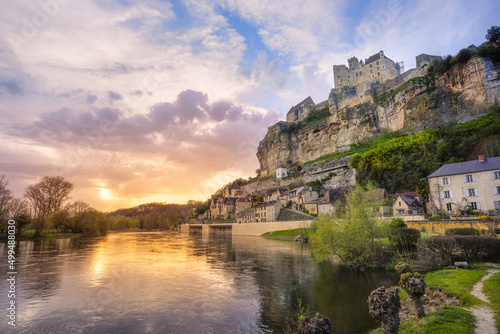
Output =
[
  {"x1": 333, "y1": 50, "x2": 401, "y2": 93},
  {"x1": 286, "y1": 50, "x2": 442, "y2": 123}
]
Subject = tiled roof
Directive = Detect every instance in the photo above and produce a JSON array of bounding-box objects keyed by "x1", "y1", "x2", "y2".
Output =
[
  {"x1": 427, "y1": 157, "x2": 500, "y2": 178},
  {"x1": 398, "y1": 194, "x2": 420, "y2": 207}
]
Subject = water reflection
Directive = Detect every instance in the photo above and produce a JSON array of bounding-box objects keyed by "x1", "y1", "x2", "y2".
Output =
[{"x1": 0, "y1": 233, "x2": 397, "y2": 333}]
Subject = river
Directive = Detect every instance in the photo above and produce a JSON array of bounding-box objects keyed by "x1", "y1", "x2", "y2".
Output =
[{"x1": 0, "y1": 232, "x2": 398, "y2": 333}]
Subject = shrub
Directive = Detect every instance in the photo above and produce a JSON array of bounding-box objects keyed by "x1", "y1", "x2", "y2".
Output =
[
  {"x1": 454, "y1": 236, "x2": 500, "y2": 262},
  {"x1": 429, "y1": 215, "x2": 442, "y2": 221},
  {"x1": 389, "y1": 228, "x2": 421, "y2": 250},
  {"x1": 389, "y1": 218, "x2": 407, "y2": 229},
  {"x1": 445, "y1": 228, "x2": 480, "y2": 236},
  {"x1": 419, "y1": 236, "x2": 457, "y2": 266}
]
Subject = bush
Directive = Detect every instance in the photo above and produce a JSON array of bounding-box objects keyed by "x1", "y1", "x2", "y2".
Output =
[
  {"x1": 389, "y1": 218, "x2": 407, "y2": 229},
  {"x1": 419, "y1": 236, "x2": 457, "y2": 266},
  {"x1": 454, "y1": 236, "x2": 500, "y2": 262},
  {"x1": 429, "y1": 215, "x2": 442, "y2": 221},
  {"x1": 445, "y1": 228, "x2": 480, "y2": 236},
  {"x1": 389, "y1": 228, "x2": 421, "y2": 250}
]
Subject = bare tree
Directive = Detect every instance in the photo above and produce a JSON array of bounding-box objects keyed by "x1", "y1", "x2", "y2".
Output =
[
  {"x1": 0, "y1": 175, "x2": 14, "y2": 220},
  {"x1": 24, "y1": 176, "x2": 74, "y2": 235},
  {"x1": 8, "y1": 198, "x2": 29, "y2": 219}
]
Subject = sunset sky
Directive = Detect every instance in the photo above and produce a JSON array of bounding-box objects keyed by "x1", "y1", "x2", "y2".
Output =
[{"x1": 1, "y1": 0, "x2": 499, "y2": 211}]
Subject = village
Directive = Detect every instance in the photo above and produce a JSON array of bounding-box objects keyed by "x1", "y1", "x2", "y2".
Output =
[{"x1": 187, "y1": 155, "x2": 500, "y2": 228}]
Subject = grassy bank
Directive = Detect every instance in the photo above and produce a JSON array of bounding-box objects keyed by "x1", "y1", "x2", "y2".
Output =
[
  {"x1": 262, "y1": 228, "x2": 309, "y2": 240},
  {"x1": 371, "y1": 264, "x2": 500, "y2": 333},
  {"x1": 0, "y1": 229, "x2": 82, "y2": 241}
]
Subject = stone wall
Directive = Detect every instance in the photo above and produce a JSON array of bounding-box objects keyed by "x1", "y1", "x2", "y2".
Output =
[
  {"x1": 407, "y1": 219, "x2": 499, "y2": 234},
  {"x1": 180, "y1": 220, "x2": 313, "y2": 236}
]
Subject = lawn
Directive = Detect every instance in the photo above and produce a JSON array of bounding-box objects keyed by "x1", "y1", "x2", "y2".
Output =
[
  {"x1": 424, "y1": 267, "x2": 490, "y2": 307},
  {"x1": 262, "y1": 228, "x2": 308, "y2": 238}
]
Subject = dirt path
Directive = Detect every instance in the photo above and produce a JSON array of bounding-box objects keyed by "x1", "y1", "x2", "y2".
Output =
[{"x1": 468, "y1": 268, "x2": 500, "y2": 334}]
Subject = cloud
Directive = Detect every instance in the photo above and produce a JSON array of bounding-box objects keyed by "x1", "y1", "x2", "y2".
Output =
[
  {"x1": 108, "y1": 91, "x2": 123, "y2": 101},
  {"x1": 0, "y1": 80, "x2": 23, "y2": 95},
  {"x1": 4, "y1": 90, "x2": 278, "y2": 209}
]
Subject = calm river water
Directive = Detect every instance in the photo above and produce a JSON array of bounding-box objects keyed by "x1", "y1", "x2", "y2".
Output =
[{"x1": 0, "y1": 232, "x2": 398, "y2": 333}]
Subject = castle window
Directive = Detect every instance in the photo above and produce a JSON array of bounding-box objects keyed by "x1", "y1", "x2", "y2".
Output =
[
  {"x1": 377, "y1": 61, "x2": 379, "y2": 65},
  {"x1": 370, "y1": 64, "x2": 372, "y2": 68},
  {"x1": 378, "y1": 72, "x2": 380, "y2": 75},
  {"x1": 370, "y1": 70, "x2": 372, "y2": 73},
  {"x1": 356, "y1": 73, "x2": 358, "y2": 77},
  {"x1": 377, "y1": 66, "x2": 379, "y2": 71}
]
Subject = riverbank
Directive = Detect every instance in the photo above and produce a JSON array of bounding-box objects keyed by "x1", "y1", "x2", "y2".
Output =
[{"x1": 371, "y1": 263, "x2": 500, "y2": 333}]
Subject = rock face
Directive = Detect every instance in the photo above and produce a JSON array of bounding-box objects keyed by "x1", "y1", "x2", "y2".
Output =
[
  {"x1": 257, "y1": 57, "x2": 500, "y2": 175},
  {"x1": 368, "y1": 286, "x2": 401, "y2": 334},
  {"x1": 295, "y1": 316, "x2": 332, "y2": 334}
]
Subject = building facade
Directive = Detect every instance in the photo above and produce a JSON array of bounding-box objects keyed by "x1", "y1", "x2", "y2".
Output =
[
  {"x1": 427, "y1": 156, "x2": 500, "y2": 213},
  {"x1": 333, "y1": 50, "x2": 400, "y2": 90}
]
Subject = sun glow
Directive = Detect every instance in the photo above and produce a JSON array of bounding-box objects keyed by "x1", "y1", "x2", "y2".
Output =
[{"x1": 99, "y1": 188, "x2": 114, "y2": 200}]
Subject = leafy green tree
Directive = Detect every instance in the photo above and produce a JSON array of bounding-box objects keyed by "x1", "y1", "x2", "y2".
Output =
[
  {"x1": 310, "y1": 183, "x2": 387, "y2": 271},
  {"x1": 486, "y1": 25, "x2": 500, "y2": 47}
]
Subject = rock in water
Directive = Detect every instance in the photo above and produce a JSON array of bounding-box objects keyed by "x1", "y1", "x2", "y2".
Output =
[
  {"x1": 368, "y1": 286, "x2": 400, "y2": 334},
  {"x1": 295, "y1": 316, "x2": 332, "y2": 334}
]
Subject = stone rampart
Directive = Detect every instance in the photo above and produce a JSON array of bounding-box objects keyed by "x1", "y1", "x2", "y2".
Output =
[{"x1": 407, "y1": 219, "x2": 499, "y2": 234}]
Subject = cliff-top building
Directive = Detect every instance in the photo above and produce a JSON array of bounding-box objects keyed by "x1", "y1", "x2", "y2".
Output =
[{"x1": 333, "y1": 50, "x2": 400, "y2": 90}]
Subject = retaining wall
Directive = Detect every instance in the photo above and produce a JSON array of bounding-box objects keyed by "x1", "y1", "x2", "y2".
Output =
[
  {"x1": 179, "y1": 220, "x2": 313, "y2": 236},
  {"x1": 407, "y1": 219, "x2": 499, "y2": 234}
]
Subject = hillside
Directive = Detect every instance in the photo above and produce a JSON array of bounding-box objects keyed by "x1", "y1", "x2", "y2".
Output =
[{"x1": 257, "y1": 55, "x2": 500, "y2": 177}]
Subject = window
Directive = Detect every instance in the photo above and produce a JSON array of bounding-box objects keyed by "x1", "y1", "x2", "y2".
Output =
[
  {"x1": 467, "y1": 189, "x2": 476, "y2": 197},
  {"x1": 446, "y1": 203, "x2": 452, "y2": 211},
  {"x1": 464, "y1": 174, "x2": 475, "y2": 183},
  {"x1": 493, "y1": 171, "x2": 500, "y2": 180},
  {"x1": 494, "y1": 186, "x2": 500, "y2": 195},
  {"x1": 468, "y1": 202, "x2": 478, "y2": 210},
  {"x1": 398, "y1": 201, "x2": 401, "y2": 206},
  {"x1": 397, "y1": 210, "x2": 405, "y2": 215},
  {"x1": 495, "y1": 201, "x2": 500, "y2": 210},
  {"x1": 376, "y1": 61, "x2": 379, "y2": 65},
  {"x1": 377, "y1": 66, "x2": 379, "y2": 71},
  {"x1": 442, "y1": 177, "x2": 449, "y2": 185},
  {"x1": 444, "y1": 191, "x2": 451, "y2": 198}
]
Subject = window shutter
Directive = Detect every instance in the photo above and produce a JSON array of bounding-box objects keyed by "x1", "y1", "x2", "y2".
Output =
[
  {"x1": 494, "y1": 187, "x2": 498, "y2": 195},
  {"x1": 463, "y1": 175, "x2": 467, "y2": 183},
  {"x1": 477, "y1": 202, "x2": 481, "y2": 210},
  {"x1": 473, "y1": 174, "x2": 477, "y2": 182},
  {"x1": 448, "y1": 177, "x2": 452, "y2": 185},
  {"x1": 492, "y1": 172, "x2": 495, "y2": 180},
  {"x1": 475, "y1": 188, "x2": 479, "y2": 196},
  {"x1": 441, "y1": 191, "x2": 445, "y2": 199},
  {"x1": 465, "y1": 190, "x2": 469, "y2": 197},
  {"x1": 450, "y1": 190, "x2": 453, "y2": 198}
]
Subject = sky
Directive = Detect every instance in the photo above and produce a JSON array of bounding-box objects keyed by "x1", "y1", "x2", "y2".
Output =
[{"x1": 0, "y1": 0, "x2": 499, "y2": 212}]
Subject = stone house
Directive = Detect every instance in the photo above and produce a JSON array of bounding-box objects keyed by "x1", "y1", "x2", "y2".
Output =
[
  {"x1": 392, "y1": 194, "x2": 422, "y2": 216},
  {"x1": 317, "y1": 189, "x2": 346, "y2": 216},
  {"x1": 304, "y1": 201, "x2": 320, "y2": 215},
  {"x1": 254, "y1": 201, "x2": 281, "y2": 222},
  {"x1": 236, "y1": 208, "x2": 256, "y2": 224},
  {"x1": 286, "y1": 96, "x2": 315, "y2": 123},
  {"x1": 427, "y1": 156, "x2": 500, "y2": 213},
  {"x1": 297, "y1": 187, "x2": 319, "y2": 205},
  {"x1": 220, "y1": 198, "x2": 237, "y2": 220},
  {"x1": 235, "y1": 198, "x2": 252, "y2": 215},
  {"x1": 276, "y1": 166, "x2": 288, "y2": 179}
]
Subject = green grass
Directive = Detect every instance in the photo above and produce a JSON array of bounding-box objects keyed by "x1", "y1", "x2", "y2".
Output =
[
  {"x1": 483, "y1": 272, "x2": 500, "y2": 331},
  {"x1": 424, "y1": 268, "x2": 489, "y2": 307},
  {"x1": 401, "y1": 306, "x2": 475, "y2": 334},
  {"x1": 304, "y1": 131, "x2": 405, "y2": 165},
  {"x1": 262, "y1": 228, "x2": 310, "y2": 238}
]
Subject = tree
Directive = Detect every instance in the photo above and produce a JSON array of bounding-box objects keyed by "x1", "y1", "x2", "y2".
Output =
[
  {"x1": 7, "y1": 198, "x2": 31, "y2": 235},
  {"x1": 486, "y1": 25, "x2": 500, "y2": 47},
  {"x1": 24, "y1": 176, "x2": 74, "y2": 235},
  {"x1": 310, "y1": 183, "x2": 387, "y2": 270},
  {"x1": 0, "y1": 175, "x2": 14, "y2": 222}
]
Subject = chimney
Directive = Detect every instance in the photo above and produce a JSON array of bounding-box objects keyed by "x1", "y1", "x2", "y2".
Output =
[{"x1": 478, "y1": 155, "x2": 485, "y2": 162}]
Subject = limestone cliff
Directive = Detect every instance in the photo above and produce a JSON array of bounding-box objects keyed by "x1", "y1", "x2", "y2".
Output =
[{"x1": 257, "y1": 56, "x2": 500, "y2": 175}]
